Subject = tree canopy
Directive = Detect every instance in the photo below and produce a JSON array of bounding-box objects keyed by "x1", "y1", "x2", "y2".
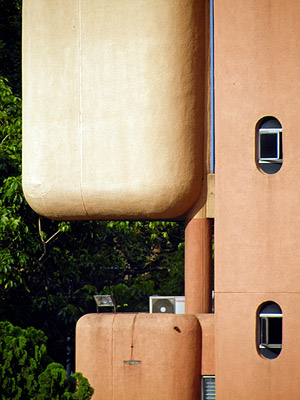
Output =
[
  {"x1": 0, "y1": 0, "x2": 22, "y2": 95},
  {"x1": 0, "y1": 321, "x2": 94, "y2": 399},
  {"x1": 0, "y1": 1, "x2": 185, "y2": 371}
]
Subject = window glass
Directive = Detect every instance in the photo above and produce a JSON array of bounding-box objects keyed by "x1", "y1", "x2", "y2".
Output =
[
  {"x1": 257, "y1": 301, "x2": 282, "y2": 359},
  {"x1": 257, "y1": 117, "x2": 282, "y2": 174}
]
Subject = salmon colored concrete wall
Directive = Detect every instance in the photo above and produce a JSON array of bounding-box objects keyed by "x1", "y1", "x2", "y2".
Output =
[
  {"x1": 215, "y1": 0, "x2": 300, "y2": 293},
  {"x1": 215, "y1": 0, "x2": 300, "y2": 398},
  {"x1": 76, "y1": 313, "x2": 201, "y2": 400},
  {"x1": 22, "y1": 0, "x2": 205, "y2": 220},
  {"x1": 196, "y1": 314, "x2": 215, "y2": 375},
  {"x1": 215, "y1": 294, "x2": 300, "y2": 399},
  {"x1": 185, "y1": 219, "x2": 213, "y2": 314}
]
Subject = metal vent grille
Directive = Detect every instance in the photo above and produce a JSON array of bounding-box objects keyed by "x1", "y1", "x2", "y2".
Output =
[{"x1": 202, "y1": 376, "x2": 215, "y2": 400}]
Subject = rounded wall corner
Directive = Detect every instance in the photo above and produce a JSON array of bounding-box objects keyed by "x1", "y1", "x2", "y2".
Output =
[
  {"x1": 76, "y1": 313, "x2": 117, "y2": 334},
  {"x1": 22, "y1": 181, "x2": 50, "y2": 218},
  {"x1": 151, "y1": 179, "x2": 203, "y2": 220},
  {"x1": 23, "y1": 0, "x2": 205, "y2": 222},
  {"x1": 84, "y1": 171, "x2": 203, "y2": 220},
  {"x1": 22, "y1": 179, "x2": 89, "y2": 220}
]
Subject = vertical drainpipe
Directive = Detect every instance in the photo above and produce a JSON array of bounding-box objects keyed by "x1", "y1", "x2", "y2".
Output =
[
  {"x1": 184, "y1": 0, "x2": 214, "y2": 315},
  {"x1": 210, "y1": 0, "x2": 215, "y2": 174}
]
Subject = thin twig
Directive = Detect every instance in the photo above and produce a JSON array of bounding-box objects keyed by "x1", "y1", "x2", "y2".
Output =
[
  {"x1": 0, "y1": 134, "x2": 9, "y2": 144},
  {"x1": 38, "y1": 217, "x2": 61, "y2": 262},
  {"x1": 38, "y1": 217, "x2": 61, "y2": 244},
  {"x1": 38, "y1": 217, "x2": 45, "y2": 243},
  {"x1": 45, "y1": 230, "x2": 61, "y2": 244}
]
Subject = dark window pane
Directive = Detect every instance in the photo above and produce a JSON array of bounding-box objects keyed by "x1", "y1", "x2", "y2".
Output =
[
  {"x1": 260, "y1": 133, "x2": 278, "y2": 159},
  {"x1": 268, "y1": 318, "x2": 282, "y2": 344},
  {"x1": 261, "y1": 318, "x2": 267, "y2": 344}
]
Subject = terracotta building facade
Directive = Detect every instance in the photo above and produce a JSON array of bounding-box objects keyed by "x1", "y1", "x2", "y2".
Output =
[{"x1": 22, "y1": 0, "x2": 300, "y2": 398}]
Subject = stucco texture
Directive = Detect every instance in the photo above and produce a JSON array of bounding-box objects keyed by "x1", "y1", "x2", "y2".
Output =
[
  {"x1": 76, "y1": 313, "x2": 201, "y2": 400},
  {"x1": 214, "y1": 0, "x2": 300, "y2": 398},
  {"x1": 22, "y1": 0, "x2": 205, "y2": 220},
  {"x1": 214, "y1": 0, "x2": 300, "y2": 294}
]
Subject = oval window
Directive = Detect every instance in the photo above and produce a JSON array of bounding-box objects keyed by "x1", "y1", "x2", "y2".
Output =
[
  {"x1": 257, "y1": 301, "x2": 282, "y2": 359},
  {"x1": 257, "y1": 117, "x2": 282, "y2": 174}
]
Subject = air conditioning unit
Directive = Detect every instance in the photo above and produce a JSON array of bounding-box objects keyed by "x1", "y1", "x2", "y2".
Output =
[{"x1": 149, "y1": 296, "x2": 185, "y2": 314}]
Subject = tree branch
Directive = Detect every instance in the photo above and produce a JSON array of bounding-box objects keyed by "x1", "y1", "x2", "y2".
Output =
[
  {"x1": 0, "y1": 134, "x2": 9, "y2": 144},
  {"x1": 38, "y1": 217, "x2": 62, "y2": 262}
]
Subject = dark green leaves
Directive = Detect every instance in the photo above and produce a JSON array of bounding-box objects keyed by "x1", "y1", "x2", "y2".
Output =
[{"x1": 0, "y1": 321, "x2": 94, "y2": 400}]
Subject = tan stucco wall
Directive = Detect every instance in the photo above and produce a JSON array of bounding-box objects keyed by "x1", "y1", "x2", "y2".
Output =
[
  {"x1": 185, "y1": 219, "x2": 213, "y2": 314},
  {"x1": 215, "y1": 0, "x2": 300, "y2": 398},
  {"x1": 215, "y1": 0, "x2": 300, "y2": 293},
  {"x1": 76, "y1": 313, "x2": 201, "y2": 400},
  {"x1": 215, "y1": 294, "x2": 300, "y2": 399},
  {"x1": 196, "y1": 314, "x2": 215, "y2": 375},
  {"x1": 22, "y1": 0, "x2": 205, "y2": 220}
]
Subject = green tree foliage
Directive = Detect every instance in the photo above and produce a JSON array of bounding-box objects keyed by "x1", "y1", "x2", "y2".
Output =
[
  {"x1": 0, "y1": 321, "x2": 47, "y2": 399},
  {"x1": 0, "y1": 76, "x2": 36, "y2": 290},
  {"x1": 37, "y1": 364, "x2": 93, "y2": 400},
  {"x1": 0, "y1": 0, "x2": 22, "y2": 94},
  {"x1": 0, "y1": 321, "x2": 94, "y2": 400},
  {"x1": 0, "y1": 76, "x2": 185, "y2": 370},
  {"x1": 100, "y1": 221, "x2": 185, "y2": 311}
]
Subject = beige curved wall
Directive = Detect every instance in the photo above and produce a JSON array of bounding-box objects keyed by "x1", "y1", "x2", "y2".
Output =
[
  {"x1": 76, "y1": 313, "x2": 201, "y2": 400},
  {"x1": 22, "y1": 0, "x2": 205, "y2": 220}
]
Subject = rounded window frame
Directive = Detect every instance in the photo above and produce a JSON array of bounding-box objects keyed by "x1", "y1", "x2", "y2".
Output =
[
  {"x1": 256, "y1": 301, "x2": 282, "y2": 360},
  {"x1": 256, "y1": 116, "x2": 283, "y2": 174}
]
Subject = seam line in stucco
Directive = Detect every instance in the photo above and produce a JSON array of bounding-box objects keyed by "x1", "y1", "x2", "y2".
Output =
[
  {"x1": 215, "y1": 291, "x2": 300, "y2": 294},
  {"x1": 78, "y1": 0, "x2": 89, "y2": 217},
  {"x1": 112, "y1": 314, "x2": 117, "y2": 400},
  {"x1": 130, "y1": 314, "x2": 138, "y2": 360}
]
